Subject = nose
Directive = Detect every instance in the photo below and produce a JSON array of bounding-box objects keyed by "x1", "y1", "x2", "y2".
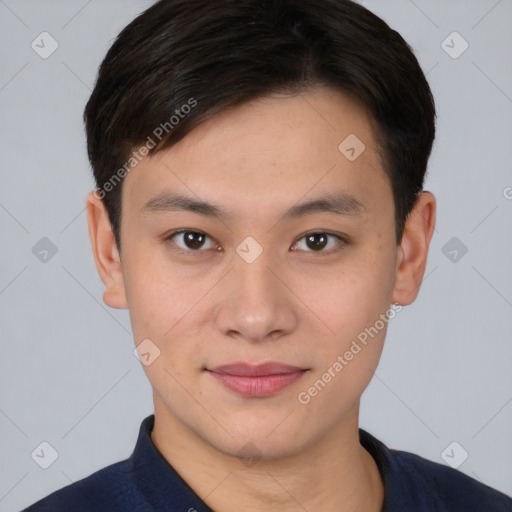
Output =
[{"x1": 214, "y1": 252, "x2": 299, "y2": 344}]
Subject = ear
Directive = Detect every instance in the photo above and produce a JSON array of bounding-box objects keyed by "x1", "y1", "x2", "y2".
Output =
[
  {"x1": 86, "y1": 190, "x2": 128, "y2": 309},
  {"x1": 392, "y1": 191, "x2": 436, "y2": 306}
]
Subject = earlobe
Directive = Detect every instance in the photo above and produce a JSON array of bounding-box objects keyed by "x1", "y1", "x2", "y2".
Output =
[
  {"x1": 392, "y1": 191, "x2": 436, "y2": 306},
  {"x1": 86, "y1": 191, "x2": 128, "y2": 309}
]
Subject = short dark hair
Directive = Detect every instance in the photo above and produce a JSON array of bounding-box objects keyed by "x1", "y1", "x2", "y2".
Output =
[{"x1": 84, "y1": 0, "x2": 436, "y2": 252}]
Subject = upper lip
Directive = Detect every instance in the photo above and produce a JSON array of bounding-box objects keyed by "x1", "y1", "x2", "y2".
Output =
[{"x1": 208, "y1": 362, "x2": 307, "y2": 377}]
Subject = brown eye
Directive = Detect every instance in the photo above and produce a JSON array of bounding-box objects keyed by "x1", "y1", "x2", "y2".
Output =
[
  {"x1": 292, "y1": 232, "x2": 345, "y2": 253},
  {"x1": 305, "y1": 233, "x2": 328, "y2": 251},
  {"x1": 168, "y1": 230, "x2": 215, "y2": 251}
]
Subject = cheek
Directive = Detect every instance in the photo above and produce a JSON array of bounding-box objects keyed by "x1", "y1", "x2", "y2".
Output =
[
  {"x1": 295, "y1": 259, "x2": 396, "y2": 417},
  {"x1": 301, "y1": 245, "x2": 396, "y2": 403},
  {"x1": 123, "y1": 245, "x2": 195, "y2": 338},
  {"x1": 294, "y1": 249, "x2": 396, "y2": 412},
  {"x1": 126, "y1": 263, "x2": 204, "y2": 398},
  {"x1": 296, "y1": 245, "x2": 396, "y2": 345},
  {"x1": 124, "y1": 252, "x2": 215, "y2": 384}
]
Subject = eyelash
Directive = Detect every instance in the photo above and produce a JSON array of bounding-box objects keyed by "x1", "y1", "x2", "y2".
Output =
[{"x1": 163, "y1": 229, "x2": 348, "y2": 256}]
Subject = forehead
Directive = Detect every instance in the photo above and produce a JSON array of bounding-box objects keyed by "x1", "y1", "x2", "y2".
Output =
[{"x1": 122, "y1": 86, "x2": 389, "y2": 216}]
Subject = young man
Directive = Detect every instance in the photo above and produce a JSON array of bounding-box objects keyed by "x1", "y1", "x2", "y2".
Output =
[{"x1": 24, "y1": 0, "x2": 512, "y2": 511}]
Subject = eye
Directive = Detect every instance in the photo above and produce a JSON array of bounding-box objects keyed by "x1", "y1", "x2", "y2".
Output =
[
  {"x1": 291, "y1": 232, "x2": 345, "y2": 254},
  {"x1": 166, "y1": 229, "x2": 217, "y2": 252}
]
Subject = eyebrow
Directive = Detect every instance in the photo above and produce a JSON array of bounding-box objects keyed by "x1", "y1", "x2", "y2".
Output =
[{"x1": 140, "y1": 190, "x2": 365, "y2": 220}]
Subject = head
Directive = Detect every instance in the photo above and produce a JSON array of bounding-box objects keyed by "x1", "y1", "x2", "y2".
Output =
[{"x1": 85, "y1": 0, "x2": 436, "y2": 459}]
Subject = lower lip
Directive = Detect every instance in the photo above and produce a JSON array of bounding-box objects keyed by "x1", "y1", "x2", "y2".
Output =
[{"x1": 208, "y1": 370, "x2": 306, "y2": 398}]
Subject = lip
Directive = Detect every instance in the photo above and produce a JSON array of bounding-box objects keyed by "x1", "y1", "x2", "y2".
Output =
[{"x1": 206, "y1": 362, "x2": 308, "y2": 397}]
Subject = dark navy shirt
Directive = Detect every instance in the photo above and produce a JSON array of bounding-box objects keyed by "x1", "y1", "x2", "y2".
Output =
[{"x1": 23, "y1": 414, "x2": 512, "y2": 511}]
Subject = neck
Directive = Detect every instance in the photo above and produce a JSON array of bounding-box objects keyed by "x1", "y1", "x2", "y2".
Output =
[
  {"x1": 151, "y1": 401, "x2": 384, "y2": 512},
  {"x1": 151, "y1": 399, "x2": 384, "y2": 512}
]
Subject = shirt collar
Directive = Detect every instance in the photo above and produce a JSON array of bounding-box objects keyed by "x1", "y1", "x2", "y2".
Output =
[
  {"x1": 131, "y1": 414, "x2": 397, "y2": 511},
  {"x1": 131, "y1": 415, "x2": 213, "y2": 511}
]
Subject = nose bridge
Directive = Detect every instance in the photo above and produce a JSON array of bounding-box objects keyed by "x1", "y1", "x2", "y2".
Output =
[
  {"x1": 234, "y1": 246, "x2": 281, "y2": 317},
  {"x1": 215, "y1": 243, "x2": 297, "y2": 342},
  {"x1": 236, "y1": 250, "x2": 277, "y2": 303},
  {"x1": 233, "y1": 232, "x2": 280, "y2": 297}
]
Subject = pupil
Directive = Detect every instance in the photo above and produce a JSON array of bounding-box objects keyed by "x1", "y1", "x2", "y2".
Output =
[
  {"x1": 306, "y1": 234, "x2": 327, "y2": 251},
  {"x1": 185, "y1": 231, "x2": 205, "y2": 250}
]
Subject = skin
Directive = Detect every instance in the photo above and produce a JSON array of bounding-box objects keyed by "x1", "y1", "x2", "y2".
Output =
[{"x1": 87, "y1": 86, "x2": 436, "y2": 511}]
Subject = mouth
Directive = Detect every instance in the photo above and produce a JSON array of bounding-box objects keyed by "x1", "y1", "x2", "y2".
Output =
[{"x1": 206, "y1": 362, "x2": 308, "y2": 398}]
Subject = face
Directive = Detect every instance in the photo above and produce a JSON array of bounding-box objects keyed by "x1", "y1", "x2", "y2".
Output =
[{"x1": 103, "y1": 87, "x2": 403, "y2": 458}]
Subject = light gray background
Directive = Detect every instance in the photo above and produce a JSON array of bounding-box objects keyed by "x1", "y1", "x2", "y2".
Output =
[{"x1": 1, "y1": 0, "x2": 511, "y2": 510}]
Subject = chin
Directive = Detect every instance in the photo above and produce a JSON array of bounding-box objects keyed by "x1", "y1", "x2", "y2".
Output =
[
  {"x1": 198, "y1": 412, "x2": 315, "y2": 462},
  {"x1": 215, "y1": 433, "x2": 307, "y2": 463}
]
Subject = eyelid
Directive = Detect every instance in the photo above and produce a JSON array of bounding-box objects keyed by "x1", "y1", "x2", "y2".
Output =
[
  {"x1": 291, "y1": 231, "x2": 347, "y2": 254},
  {"x1": 163, "y1": 229, "x2": 348, "y2": 255},
  {"x1": 164, "y1": 229, "x2": 219, "y2": 254}
]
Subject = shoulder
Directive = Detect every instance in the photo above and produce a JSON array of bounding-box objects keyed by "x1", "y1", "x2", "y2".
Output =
[
  {"x1": 359, "y1": 429, "x2": 512, "y2": 512},
  {"x1": 392, "y1": 449, "x2": 512, "y2": 511},
  {"x1": 21, "y1": 458, "x2": 144, "y2": 512}
]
